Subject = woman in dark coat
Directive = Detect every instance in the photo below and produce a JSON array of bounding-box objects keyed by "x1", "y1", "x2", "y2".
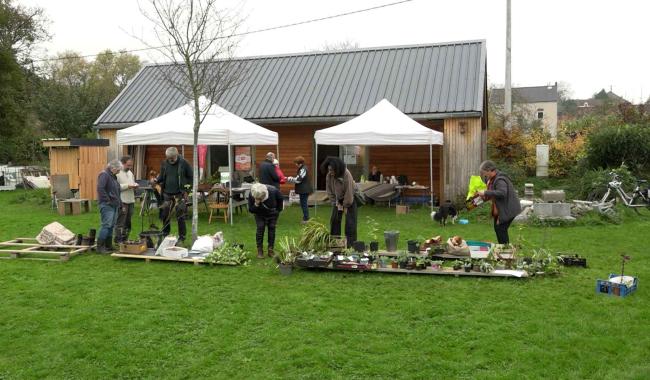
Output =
[{"x1": 248, "y1": 183, "x2": 284, "y2": 259}]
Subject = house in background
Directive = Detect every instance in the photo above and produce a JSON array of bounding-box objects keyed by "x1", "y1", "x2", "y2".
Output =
[
  {"x1": 93, "y1": 40, "x2": 488, "y2": 201},
  {"x1": 574, "y1": 89, "x2": 630, "y2": 116},
  {"x1": 490, "y1": 83, "x2": 558, "y2": 137}
]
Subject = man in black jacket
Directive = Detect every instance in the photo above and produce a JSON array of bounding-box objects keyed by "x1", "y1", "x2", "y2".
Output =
[
  {"x1": 259, "y1": 152, "x2": 280, "y2": 189},
  {"x1": 248, "y1": 183, "x2": 284, "y2": 258},
  {"x1": 153, "y1": 147, "x2": 193, "y2": 244}
]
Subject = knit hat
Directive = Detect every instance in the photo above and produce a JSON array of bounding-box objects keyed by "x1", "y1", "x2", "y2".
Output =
[{"x1": 251, "y1": 183, "x2": 269, "y2": 201}]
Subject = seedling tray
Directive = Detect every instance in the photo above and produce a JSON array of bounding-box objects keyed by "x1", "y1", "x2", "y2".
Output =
[
  {"x1": 596, "y1": 274, "x2": 638, "y2": 297},
  {"x1": 333, "y1": 261, "x2": 371, "y2": 271},
  {"x1": 559, "y1": 255, "x2": 587, "y2": 267},
  {"x1": 296, "y1": 256, "x2": 332, "y2": 268}
]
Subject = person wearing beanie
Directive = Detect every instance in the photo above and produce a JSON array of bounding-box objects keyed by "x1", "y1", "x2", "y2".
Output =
[
  {"x1": 248, "y1": 182, "x2": 284, "y2": 258},
  {"x1": 476, "y1": 160, "x2": 521, "y2": 244}
]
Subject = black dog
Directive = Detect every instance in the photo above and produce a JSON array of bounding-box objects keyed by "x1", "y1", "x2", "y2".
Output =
[{"x1": 432, "y1": 200, "x2": 458, "y2": 226}]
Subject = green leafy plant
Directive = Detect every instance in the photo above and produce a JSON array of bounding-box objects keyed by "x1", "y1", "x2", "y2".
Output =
[
  {"x1": 205, "y1": 244, "x2": 250, "y2": 266},
  {"x1": 276, "y1": 236, "x2": 299, "y2": 265},
  {"x1": 365, "y1": 216, "x2": 380, "y2": 242},
  {"x1": 298, "y1": 220, "x2": 331, "y2": 252}
]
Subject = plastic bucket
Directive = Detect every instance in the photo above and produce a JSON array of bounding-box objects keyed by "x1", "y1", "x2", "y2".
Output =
[{"x1": 384, "y1": 231, "x2": 400, "y2": 252}]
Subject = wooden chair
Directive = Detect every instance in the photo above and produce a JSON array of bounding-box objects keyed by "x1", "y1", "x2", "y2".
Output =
[{"x1": 207, "y1": 186, "x2": 230, "y2": 224}]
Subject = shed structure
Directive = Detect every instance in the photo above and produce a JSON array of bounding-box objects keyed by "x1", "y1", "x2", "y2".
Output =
[
  {"x1": 42, "y1": 138, "x2": 109, "y2": 200},
  {"x1": 94, "y1": 40, "x2": 488, "y2": 201}
]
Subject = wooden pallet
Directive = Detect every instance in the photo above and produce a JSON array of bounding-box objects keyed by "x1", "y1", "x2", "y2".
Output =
[
  {"x1": 299, "y1": 264, "x2": 527, "y2": 278},
  {"x1": 0, "y1": 238, "x2": 94, "y2": 262},
  {"x1": 111, "y1": 252, "x2": 204, "y2": 265}
]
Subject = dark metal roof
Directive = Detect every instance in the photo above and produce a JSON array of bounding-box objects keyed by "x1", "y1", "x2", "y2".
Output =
[
  {"x1": 94, "y1": 40, "x2": 487, "y2": 128},
  {"x1": 490, "y1": 84, "x2": 558, "y2": 104}
]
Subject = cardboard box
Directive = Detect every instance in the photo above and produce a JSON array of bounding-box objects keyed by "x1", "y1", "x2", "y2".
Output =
[{"x1": 396, "y1": 205, "x2": 409, "y2": 214}]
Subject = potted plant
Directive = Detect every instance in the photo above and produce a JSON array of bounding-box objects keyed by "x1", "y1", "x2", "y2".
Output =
[
  {"x1": 452, "y1": 260, "x2": 464, "y2": 271},
  {"x1": 390, "y1": 258, "x2": 399, "y2": 269},
  {"x1": 205, "y1": 244, "x2": 251, "y2": 266},
  {"x1": 298, "y1": 220, "x2": 331, "y2": 252},
  {"x1": 430, "y1": 260, "x2": 443, "y2": 271},
  {"x1": 397, "y1": 251, "x2": 409, "y2": 269},
  {"x1": 463, "y1": 259, "x2": 472, "y2": 272},
  {"x1": 352, "y1": 241, "x2": 366, "y2": 253},
  {"x1": 366, "y1": 216, "x2": 380, "y2": 252},
  {"x1": 407, "y1": 239, "x2": 420, "y2": 253},
  {"x1": 415, "y1": 257, "x2": 428, "y2": 270},
  {"x1": 276, "y1": 236, "x2": 298, "y2": 275},
  {"x1": 406, "y1": 257, "x2": 417, "y2": 270},
  {"x1": 480, "y1": 261, "x2": 494, "y2": 273}
]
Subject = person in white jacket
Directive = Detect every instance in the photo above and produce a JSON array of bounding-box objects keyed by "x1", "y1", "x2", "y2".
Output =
[{"x1": 115, "y1": 155, "x2": 139, "y2": 243}]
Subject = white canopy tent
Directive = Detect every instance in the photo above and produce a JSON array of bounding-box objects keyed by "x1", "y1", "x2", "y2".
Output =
[
  {"x1": 314, "y1": 99, "x2": 444, "y2": 210},
  {"x1": 117, "y1": 96, "x2": 279, "y2": 224}
]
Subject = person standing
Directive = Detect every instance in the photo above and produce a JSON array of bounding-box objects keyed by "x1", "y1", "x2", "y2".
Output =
[
  {"x1": 321, "y1": 156, "x2": 357, "y2": 247},
  {"x1": 259, "y1": 152, "x2": 280, "y2": 189},
  {"x1": 115, "y1": 155, "x2": 139, "y2": 243},
  {"x1": 96, "y1": 159, "x2": 122, "y2": 253},
  {"x1": 153, "y1": 147, "x2": 193, "y2": 245},
  {"x1": 248, "y1": 183, "x2": 284, "y2": 258},
  {"x1": 476, "y1": 160, "x2": 521, "y2": 244},
  {"x1": 288, "y1": 156, "x2": 313, "y2": 224}
]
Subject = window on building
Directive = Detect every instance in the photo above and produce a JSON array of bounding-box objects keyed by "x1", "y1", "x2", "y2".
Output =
[{"x1": 536, "y1": 108, "x2": 544, "y2": 120}]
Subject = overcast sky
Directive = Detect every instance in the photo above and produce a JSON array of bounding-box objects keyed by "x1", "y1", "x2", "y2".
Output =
[{"x1": 18, "y1": 0, "x2": 650, "y2": 102}]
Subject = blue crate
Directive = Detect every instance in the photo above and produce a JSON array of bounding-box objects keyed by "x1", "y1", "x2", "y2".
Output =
[{"x1": 596, "y1": 274, "x2": 638, "y2": 297}]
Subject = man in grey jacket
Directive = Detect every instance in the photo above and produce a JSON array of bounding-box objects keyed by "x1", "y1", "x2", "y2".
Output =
[
  {"x1": 96, "y1": 159, "x2": 122, "y2": 253},
  {"x1": 477, "y1": 160, "x2": 521, "y2": 244}
]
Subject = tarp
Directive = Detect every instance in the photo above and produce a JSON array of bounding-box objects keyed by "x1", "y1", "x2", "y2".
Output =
[
  {"x1": 116, "y1": 96, "x2": 278, "y2": 146},
  {"x1": 314, "y1": 99, "x2": 444, "y2": 145}
]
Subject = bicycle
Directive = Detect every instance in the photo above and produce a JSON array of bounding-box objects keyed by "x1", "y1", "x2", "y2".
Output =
[{"x1": 589, "y1": 172, "x2": 650, "y2": 214}]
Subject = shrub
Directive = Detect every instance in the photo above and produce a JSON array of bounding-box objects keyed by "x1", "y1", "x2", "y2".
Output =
[
  {"x1": 585, "y1": 124, "x2": 650, "y2": 175},
  {"x1": 567, "y1": 164, "x2": 636, "y2": 201}
]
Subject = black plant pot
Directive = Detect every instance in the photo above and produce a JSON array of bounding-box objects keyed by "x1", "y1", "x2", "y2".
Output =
[
  {"x1": 464, "y1": 266, "x2": 472, "y2": 273},
  {"x1": 353, "y1": 241, "x2": 366, "y2": 253},
  {"x1": 369, "y1": 241, "x2": 379, "y2": 252},
  {"x1": 399, "y1": 261, "x2": 408, "y2": 269},
  {"x1": 407, "y1": 240, "x2": 420, "y2": 253}
]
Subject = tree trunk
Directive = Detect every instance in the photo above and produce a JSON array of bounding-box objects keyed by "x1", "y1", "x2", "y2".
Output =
[{"x1": 192, "y1": 96, "x2": 200, "y2": 244}]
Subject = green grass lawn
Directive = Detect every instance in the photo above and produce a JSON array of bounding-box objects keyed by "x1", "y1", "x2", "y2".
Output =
[{"x1": 1, "y1": 189, "x2": 649, "y2": 379}]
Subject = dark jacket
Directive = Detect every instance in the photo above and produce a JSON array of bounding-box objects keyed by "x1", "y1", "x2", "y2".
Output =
[
  {"x1": 326, "y1": 169, "x2": 355, "y2": 208},
  {"x1": 97, "y1": 168, "x2": 121, "y2": 207},
  {"x1": 368, "y1": 171, "x2": 381, "y2": 182},
  {"x1": 484, "y1": 170, "x2": 521, "y2": 224},
  {"x1": 294, "y1": 164, "x2": 313, "y2": 194},
  {"x1": 248, "y1": 185, "x2": 284, "y2": 217},
  {"x1": 259, "y1": 159, "x2": 280, "y2": 189},
  {"x1": 156, "y1": 157, "x2": 193, "y2": 195}
]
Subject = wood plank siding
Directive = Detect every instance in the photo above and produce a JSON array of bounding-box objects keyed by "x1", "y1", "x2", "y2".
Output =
[
  {"x1": 102, "y1": 116, "x2": 480, "y2": 201},
  {"x1": 49, "y1": 147, "x2": 80, "y2": 190},
  {"x1": 78, "y1": 146, "x2": 108, "y2": 200},
  {"x1": 443, "y1": 117, "x2": 484, "y2": 202}
]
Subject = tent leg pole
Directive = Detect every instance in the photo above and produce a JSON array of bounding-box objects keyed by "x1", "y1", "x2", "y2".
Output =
[
  {"x1": 229, "y1": 144, "x2": 233, "y2": 226},
  {"x1": 430, "y1": 144, "x2": 433, "y2": 212},
  {"x1": 314, "y1": 143, "x2": 318, "y2": 216}
]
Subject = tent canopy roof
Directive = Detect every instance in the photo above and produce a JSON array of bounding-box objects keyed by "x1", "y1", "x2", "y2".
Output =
[
  {"x1": 314, "y1": 99, "x2": 444, "y2": 145},
  {"x1": 116, "y1": 96, "x2": 278, "y2": 146}
]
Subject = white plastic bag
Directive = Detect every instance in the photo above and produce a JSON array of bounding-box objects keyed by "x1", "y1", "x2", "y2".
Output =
[
  {"x1": 212, "y1": 231, "x2": 224, "y2": 248},
  {"x1": 155, "y1": 236, "x2": 177, "y2": 256},
  {"x1": 191, "y1": 235, "x2": 214, "y2": 254}
]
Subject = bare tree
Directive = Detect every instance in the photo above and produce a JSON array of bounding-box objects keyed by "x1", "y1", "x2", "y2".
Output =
[{"x1": 138, "y1": 0, "x2": 244, "y2": 243}]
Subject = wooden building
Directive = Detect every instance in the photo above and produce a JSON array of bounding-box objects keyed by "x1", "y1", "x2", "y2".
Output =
[
  {"x1": 94, "y1": 41, "x2": 488, "y2": 201},
  {"x1": 42, "y1": 138, "x2": 109, "y2": 200}
]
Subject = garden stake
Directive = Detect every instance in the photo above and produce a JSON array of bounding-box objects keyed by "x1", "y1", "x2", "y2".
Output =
[{"x1": 620, "y1": 254, "x2": 630, "y2": 278}]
